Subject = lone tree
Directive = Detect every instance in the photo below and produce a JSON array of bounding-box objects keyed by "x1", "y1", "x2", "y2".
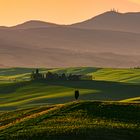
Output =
[{"x1": 75, "y1": 90, "x2": 79, "y2": 100}]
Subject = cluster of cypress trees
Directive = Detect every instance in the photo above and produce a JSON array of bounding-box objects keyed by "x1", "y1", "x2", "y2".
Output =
[{"x1": 31, "y1": 69, "x2": 83, "y2": 81}]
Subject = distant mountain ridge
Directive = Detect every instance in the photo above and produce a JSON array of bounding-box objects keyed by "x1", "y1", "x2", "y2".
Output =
[
  {"x1": 1, "y1": 11, "x2": 140, "y2": 33},
  {"x1": 0, "y1": 20, "x2": 59, "y2": 30},
  {"x1": 0, "y1": 11, "x2": 140, "y2": 68},
  {"x1": 10, "y1": 20, "x2": 59, "y2": 29},
  {"x1": 71, "y1": 11, "x2": 140, "y2": 33}
]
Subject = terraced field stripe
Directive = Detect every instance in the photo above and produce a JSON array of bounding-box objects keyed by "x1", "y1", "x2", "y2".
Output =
[
  {"x1": 120, "y1": 97, "x2": 140, "y2": 103},
  {"x1": 0, "y1": 105, "x2": 63, "y2": 130}
]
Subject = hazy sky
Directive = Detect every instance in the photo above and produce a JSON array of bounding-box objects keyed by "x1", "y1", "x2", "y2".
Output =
[{"x1": 0, "y1": 0, "x2": 140, "y2": 26}]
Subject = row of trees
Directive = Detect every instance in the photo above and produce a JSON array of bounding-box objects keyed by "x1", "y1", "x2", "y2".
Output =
[{"x1": 31, "y1": 69, "x2": 90, "y2": 81}]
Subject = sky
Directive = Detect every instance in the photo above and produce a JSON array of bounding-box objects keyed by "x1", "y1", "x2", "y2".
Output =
[{"x1": 0, "y1": 0, "x2": 140, "y2": 26}]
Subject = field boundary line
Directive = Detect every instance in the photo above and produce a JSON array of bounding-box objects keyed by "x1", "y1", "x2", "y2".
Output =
[{"x1": 0, "y1": 105, "x2": 63, "y2": 130}]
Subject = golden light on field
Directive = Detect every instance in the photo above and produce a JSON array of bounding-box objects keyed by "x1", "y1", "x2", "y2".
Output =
[{"x1": 0, "y1": 0, "x2": 139, "y2": 26}]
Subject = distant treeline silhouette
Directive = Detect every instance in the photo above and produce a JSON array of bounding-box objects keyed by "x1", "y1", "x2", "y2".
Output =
[{"x1": 31, "y1": 69, "x2": 92, "y2": 81}]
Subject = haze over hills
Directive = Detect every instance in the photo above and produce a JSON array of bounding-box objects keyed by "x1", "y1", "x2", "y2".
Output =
[{"x1": 0, "y1": 11, "x2": 140, "y2": 68}]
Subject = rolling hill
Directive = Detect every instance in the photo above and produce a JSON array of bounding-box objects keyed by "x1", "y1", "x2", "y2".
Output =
[
  {"x1": 0, "y1": 67, "x2": 140, "y2": 110},
  {"x1": 0, "y1": 11, "x2": 140, "y2": 67},
  {"x1": 0, "y1": 101, "x2": 140, "y2": 140},
  {"x1": 0, "y1": 27, "x2": 140, "y2": 68},
  {"x1": 11, "y1": 20, "x2": 59, "y2": 29},
  {"x1": 1, "y1": 67, "x2": 140, "y2": 84},
  {"x1": 1, "y1": 11, "x2": 140, "y2": 140},
  {"x1": 72, "y1": 11, "x2": 140, "y2": 33}
]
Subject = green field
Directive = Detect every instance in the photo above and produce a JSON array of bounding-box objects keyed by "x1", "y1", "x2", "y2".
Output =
[
  {"x1": 0, "y1": 101, "x2": 139, "y2": 140},
  {"x1": 0, "y1": 67, "x2": 140, "y2": 139},
  {"x1": 0, "y1": 80, "x2": 140, "y2": 110},
  {"x1": 1, "y1": 67, "x2": 140, "y2": 83},
  {"x1": 0, "y1": 67, "x2": 140, "y2": 110}
]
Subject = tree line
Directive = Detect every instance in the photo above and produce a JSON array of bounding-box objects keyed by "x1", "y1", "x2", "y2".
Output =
[{"x1": 31, "y1": 69, "x2": 92, "y2": 81}]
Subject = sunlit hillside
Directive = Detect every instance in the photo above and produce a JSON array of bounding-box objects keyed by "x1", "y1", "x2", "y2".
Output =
[{"x1": 0, "y1": 67, "x2": 140, "y2": 110}]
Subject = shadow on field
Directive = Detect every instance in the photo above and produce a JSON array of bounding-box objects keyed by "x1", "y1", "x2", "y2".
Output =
[
  {"x1": 0, "y1": 80, "x2": 140, "y2": 109},
  {"x1": 43, "y1": 80, "x2": 140, "y2": 101},
  {"x1": 0, "y1": 82, "x2": 31, "y2": 94},
  {"x1": 58, "y1": 101, "x2": 140, "y2": 123}
]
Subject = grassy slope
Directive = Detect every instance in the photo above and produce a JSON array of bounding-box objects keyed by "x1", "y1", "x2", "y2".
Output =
[
  {"x1": 0, "y1": 68, "x2": 48, "y2": 83},
  {"x1": 0, "y1": 80, "x2": 140, "y2": 110},
  {"x1": 0, "y1": 101, "x2": 140, "y2": 140},
  {"x1": 93, "y1": 68, "x2": 140, "y2": 83},
  {"x1": 0, "y1": 67, "x2": 140, "y2": 110},
  {"x1": 1, "y1": 67, "x2": 140, "y2": 83}
]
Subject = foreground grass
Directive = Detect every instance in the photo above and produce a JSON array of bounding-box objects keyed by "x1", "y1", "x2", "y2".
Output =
[{"x1": 0, "y1": 101, "x2": 139, "y2": 140}]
